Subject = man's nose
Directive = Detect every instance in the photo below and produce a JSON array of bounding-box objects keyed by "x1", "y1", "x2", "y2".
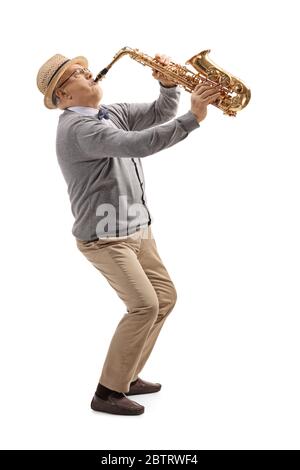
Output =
[{"x1": 85, "y1": 70, "x2": 93, "y2": 79}]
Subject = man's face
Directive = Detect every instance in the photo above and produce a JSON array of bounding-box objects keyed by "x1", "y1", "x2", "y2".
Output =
[{"x1": 55, "y1": 63, "x2": 103, "y2": 108}]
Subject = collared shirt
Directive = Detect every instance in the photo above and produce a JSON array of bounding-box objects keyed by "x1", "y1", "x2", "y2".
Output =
[
  {"x1": 67, "y1": 105, "x2": 99, "y2": 117},
  {"x1": 56, "y1": 84, "x2": 200, "y2": 241}
]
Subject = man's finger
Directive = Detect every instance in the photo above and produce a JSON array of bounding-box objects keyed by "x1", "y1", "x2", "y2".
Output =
[
  {"x1": 201, "y1": 90, "x2": 222, "y2": 100},
  {"x1": 155, "y1": 53, "x2": 170, "y2": 65},
  {"x1": 194, "y1": 82, "x2": 220, "y2": 91},
  {"x1": 199, "y1": 88, "x2": 221, "y2": 99},
  {"x1": 204, "y1": 92, "x2": 222, "y2": 103},
  {"x1": 193, "y1": 85, "x2": 219, "y2": 96}
]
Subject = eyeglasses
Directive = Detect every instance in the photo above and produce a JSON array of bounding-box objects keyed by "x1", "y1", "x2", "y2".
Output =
[{"x1": 57, "y1": 67, "x2": 92, "y2": 89}]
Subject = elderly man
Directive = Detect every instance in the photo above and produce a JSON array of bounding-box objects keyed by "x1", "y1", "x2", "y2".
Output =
[{"x1": 36, "y1": 52, "x2": 221, "y2": 416}]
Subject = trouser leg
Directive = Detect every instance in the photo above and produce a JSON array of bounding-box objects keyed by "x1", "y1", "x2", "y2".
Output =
[
  {"x1": 76, "y1": 225, "x2": 177, "y2": 392},
  {"x1": 76, "y1": 230, "x2": 159, "y2": 393},
  {"x1": 130, "y1": 225, "x2": 177, "y2": 381}
]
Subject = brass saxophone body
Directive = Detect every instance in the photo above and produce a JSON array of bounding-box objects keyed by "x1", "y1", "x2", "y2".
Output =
[{"x1": 94, "y1": 47, "x2": 251, "y2": 117}]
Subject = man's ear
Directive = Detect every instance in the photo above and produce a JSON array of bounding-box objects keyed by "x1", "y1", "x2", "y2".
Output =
[{"x1": 55, "y1": 88, "x2": 65, "y2": 100}]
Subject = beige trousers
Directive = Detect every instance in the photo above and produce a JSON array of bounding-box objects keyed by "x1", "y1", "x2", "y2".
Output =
[{"x1": 76, "y1": 225, "x2": 177, "y2": 393}]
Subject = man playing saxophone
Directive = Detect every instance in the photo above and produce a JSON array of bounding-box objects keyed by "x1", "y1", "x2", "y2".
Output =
[{"x1": 36, "y1": 51, "x2": 221, "y2": 416}]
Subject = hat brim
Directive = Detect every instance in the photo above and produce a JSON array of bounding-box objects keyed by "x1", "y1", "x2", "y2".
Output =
[{"x1": 44, "y1": 55, "x2": 88, "y2": 109}]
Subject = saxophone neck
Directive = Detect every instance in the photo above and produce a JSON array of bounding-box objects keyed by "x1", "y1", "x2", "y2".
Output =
[{"x1": 94, "y1": 47, "x2": 136, "y2": 82}]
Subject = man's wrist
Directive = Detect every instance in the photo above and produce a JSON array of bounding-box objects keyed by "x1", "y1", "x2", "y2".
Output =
[
  {"x1": 159, "y1": 81, "x2": 177, "y2": 88},
  {"x1": 190, "y1": 110, "x2": 201, "y2": 124},
  {"x1": 177, "y1": 110, "x2": 200, "y2": 132}
]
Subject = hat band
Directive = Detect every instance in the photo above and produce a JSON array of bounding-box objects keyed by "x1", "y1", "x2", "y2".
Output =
[{"x1": 47, "y1": 59, "x2": 71, "y2": 87}]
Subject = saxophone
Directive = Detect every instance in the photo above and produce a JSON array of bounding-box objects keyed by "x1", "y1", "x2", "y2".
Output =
[{"x1": 94, "y1": 46, "x2": 251, "y2": 117}]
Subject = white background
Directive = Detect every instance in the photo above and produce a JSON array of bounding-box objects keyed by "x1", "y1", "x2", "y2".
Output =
[{"x1": 1, "y1": 0, "x2": 299, "y2": 450}]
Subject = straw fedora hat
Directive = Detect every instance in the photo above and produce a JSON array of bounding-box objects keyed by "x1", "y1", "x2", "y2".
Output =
[{"x1": 37, "y1": 53, "x2": 88, "y2": 109}]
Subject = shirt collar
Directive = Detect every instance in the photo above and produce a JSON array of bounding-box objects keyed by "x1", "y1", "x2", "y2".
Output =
[{"x1": 67, "y1": 106, "x2": 100, "y2": 117}]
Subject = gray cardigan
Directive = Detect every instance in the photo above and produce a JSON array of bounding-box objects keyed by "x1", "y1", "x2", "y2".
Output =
[{"x1": 56, "y1": 84, "x2": 200, "y2": 240}]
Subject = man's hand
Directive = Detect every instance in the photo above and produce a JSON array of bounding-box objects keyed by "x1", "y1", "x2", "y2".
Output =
[
  {"x1": 191, "y1": 83, "x2": 222, "y2": 123},
  {"x1": 152, "y1": 53, "x2": 177, "y2": 88}
]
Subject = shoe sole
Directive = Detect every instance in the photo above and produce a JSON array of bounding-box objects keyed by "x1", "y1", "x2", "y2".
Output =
[
  {"x1": 126, "y1": 387, "x2": 161, "y2": 396},
  {"x1": 91, "y1": 398, "x2": 144, "y2": 416}
]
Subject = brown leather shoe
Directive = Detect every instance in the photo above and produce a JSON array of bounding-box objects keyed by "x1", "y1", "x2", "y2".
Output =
[
  {"x1": 126, "y1": 377, "x2": 162, "y2": 396},
  {"x1": 91, "y1": 391, "x2": 144, "y2": 415}
]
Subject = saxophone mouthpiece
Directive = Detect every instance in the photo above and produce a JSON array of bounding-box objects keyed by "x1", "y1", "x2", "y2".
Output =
[{"x1": 94, "y1": 68, "x2": 109, "y2": 83}]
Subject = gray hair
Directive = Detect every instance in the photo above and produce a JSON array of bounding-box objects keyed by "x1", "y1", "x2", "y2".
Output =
[{"x1": 52, "y1": 90, "x2": 60, "y2": 107}]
